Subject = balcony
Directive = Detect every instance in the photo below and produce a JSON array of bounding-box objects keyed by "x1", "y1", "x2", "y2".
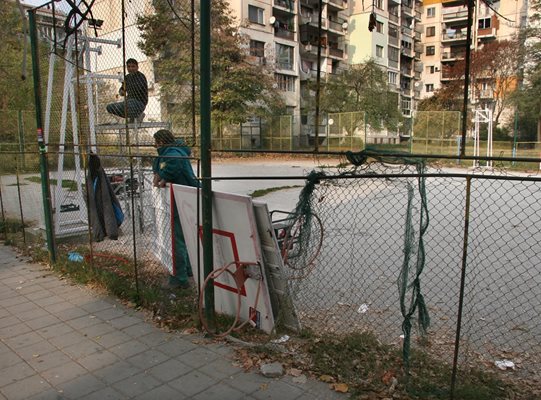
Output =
[
  {"x1": 442, "y1": 9, "x2": 468, "y2": 20},
  {"x1": 478, "y1": 27, "x2": 496, "y2": 39},
  {"x1": 389, "y1": 13, "x2": 399, "y2": 23},
  {"x1": 325, "y1": 0, "x2": 347, "y2": 10},
  {"x1": 401, "y1": 47, "x2": 414, "y2": 58},
  {"x1": 389, "y1": 35, "x2": 399, "y2": 46},
  {"x1": 441, "y1": 51, "x2": 465, "y2": 61},
  {"x1": 401, "y1": 26, "x2": 413, "y2": 37},
  {"x1": 414, "y1": 62, "x2": 423, "y2": 73},
  {"x1": 328, "y1": 19, "x2": 347, "y2": 34},
  {"x1": 274, "y1": 0, "x2": 296, "y2": 12},
  {"x1": 415, "y1": 10, "x2": 422, "y2": 20},
  {"x1": 328, "y1": 47, "x2": 344, "y2": 59},
  {"x1": 442, "y1": 30, "x2": 467, "y2": 42},
  {"x1": 478, "y1": 89, "x2": 493, "y2": 99},
  {"x1": 275, "y1": 26, "x2": 296, "y2": 40},
  {"x1": 401, "y1": 67, "x2": 413, "y2": 77},
  {"x1": 401, "y1": 4, "x2": 413, "y2": 16}
]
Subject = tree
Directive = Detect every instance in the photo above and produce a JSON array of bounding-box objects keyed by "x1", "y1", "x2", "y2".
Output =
[
  {"x1": 0, "y1": 1, "x2": 34, "y2": 111},
  {"x1": 137, "y1": 0, "x2": 285, "y2": 129},
  {"x1": 418, "y1": 40, "x2": 520, "y2": 126},
  {"x1": 512, "y1": 0, "x2": 541, "y2": 141},
  {"x1": 307, "y1": 59, "x2": 403, "y2": 133}
]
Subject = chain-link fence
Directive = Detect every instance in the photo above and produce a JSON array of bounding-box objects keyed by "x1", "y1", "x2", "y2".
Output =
[{"x1": 1, "y1": 147, "x2": 541, "y2": 396}]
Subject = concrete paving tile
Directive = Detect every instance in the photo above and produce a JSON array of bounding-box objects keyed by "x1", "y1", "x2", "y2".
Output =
[
  {"x1": 154, "y1": 337, "x2": 197, "y2": 357},
  {"x1": 126, "y1": 349, "x2": 170, "y2": 369},
  {"x1": 40, "y1": 279, "x2": 69, "y2": 290},
  {"x1": 133, "y1": 384, "x2": 188, "y2": 400},
  {"x1": 48, "y1": 330, "x2": 86, "y2": 348},
  {"x1": 91, "y1": 306, "x2": 125, "y2": 321},
  {"x1": 56, "y1": 374, "x2": 107, "y2": 399},
  {"x1": 137, "y1": 330, "x2": 175, "y2": 347},
  {"x1": 40, "y1": 361, "x2": 88, "y2": 385},
  {"x1": 93, "y1": 330, "x2": 132, "y2": 348},
  {"x1": 147, "y1": 358, "x2": 192, "y2": 382},
  {"x1": 191, "y1": 383, "x2": 247, "y2": 400},
  {"x1": 77, "y1": 350, "x2": 120, "y2": 371},
  {"x1": 41, "y1": 301, "x2": 74, "y2": 314},
  {"x1": 226, "y1": 370, "x2": 272, "y2": 394},
  {"x1": 55, "y1": 306, "x2": 89, "y2": 321},
  {"x1": 62, "y1": 340, "x2": 104, "y2": 359},
  {"x1": 122, "y1": 322, "x2": 158, "y2": 338},
  {"x1": 33, "y1": 295, "x2": 65, "y2": 307},
  {"x1": 80, "y1": 322, "x2": 116, "y2": 338},
  {"x1": 5, "y1": 300, "x2": 39, "y2": 315},
  {"x1": 178, "y1": 347, "x2": 220, "y2": 369},
  {"x1": 251, "y1": 380, "x2": 304, "y2": 400},
  {"x1": 0, "y1": 315, "x2": 21, "y2": 328},
  {"x1": 0, "y1": 350, "x2": 23, "y2": 370},
  {"x1": 14, "y1": 339, "x2": 56, "y2": 359},
  {"x1": 27, "y1": 350, "x2": 74, "y2": 372},
  {"x1": 36, "y1": 322, "x2": 75, "y2": 340},
  {"x1": 0, "y1": 374, "x2": 53, "y2": 400},
  {"x1": 26, "y1": 389, "x2": 70, "y2": 400},
  {"x1": 16, "y1": 308, "x2": 49, "y2": 323},
  {"x1": 5, "y1": 330, "x2": 43, "y2": 349},
  {"x1": 112, "y1": 372, "x2": 161, "y2": 398},
  {"x1": 25, "y1": 289, "x2": 55, "y2": 302},
  {"x1": 26, "y1": 314, "x2": 63, "y2": 330},
  {"x1": 108, "y1": 339, "x2": 150, "y2": 359},
  {"x1": 108, "y1": 315, "x2": 141, "y2": 329},
  {"x1": 80, "y1": 299, "x2": 114, "y2": 313},
  {"x1": 79, "y1": 386, "x2": 126, "y2": 400},
  {"x1": 66, "y1": 315, "x2": 102, "y2": 330},
  {"x1": 168, "y1": 370, "x2": 218, "y2": 397},
  {"x1": 197, "y1": 356, "x2": 242, "y2": 380},
  {"x1": 0, "y1": 361, "x2": 36, "y2": 387},
  {"x1": 92, "y1": 360, "x2": 141, "y2": 385}
]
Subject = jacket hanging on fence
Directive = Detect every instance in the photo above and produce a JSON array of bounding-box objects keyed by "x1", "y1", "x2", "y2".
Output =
[{"x1": 86, "y1": 154, "x2": 124, "y2": 241}]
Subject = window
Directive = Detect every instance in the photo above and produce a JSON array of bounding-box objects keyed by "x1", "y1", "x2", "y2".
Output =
[
  {"x1": 427, "y1": 7, "x2": 436, "y2": 17},
  {"x1": 276, "y1": 43, "x2": 294, "y2": 70},
  {"x1": 275, "y1": 74, "x2": 295, "y2": 91},
  {"x1": 426, "y1": 45, "x2": 435, "y2": 56},
  {"x1": 478, "y1": 18, "x2": 491, "y2": 29},
  {"x1": 374, "y1": 0, "x2": 384, "y2": 10},
  {"x1": 376, "y1": 21, "x2": 384, "y2": 33},
  {"x1": 425, "y1": 84, "x2": 434, "y2": 92},
  {"x1": 376, "y1": 45, "x2": 384, "y2": 58},
  {"x1": 388, "y1": 71, "x2": 398, "y2": 85},
  {"x1": 388, "y1": 46, "x2": 399, "y2": 61},
  {"x1": 389, "y1": 25, "x2": 398, "y2": 38},
  {"x1": 249, "y1": 40, "x2": 265, "y2": 57},
  {"x1": 248, "y1": 5, "x2": 264, "y2": 24},
  {"x1": 426, "y1": 26, "x2": 436, "y2": 37},
  {"x1": 426, "y1": 65, "x2": 435, "y2": 74}
]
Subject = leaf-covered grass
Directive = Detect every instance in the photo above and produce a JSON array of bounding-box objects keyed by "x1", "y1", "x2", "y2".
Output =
[{"x1": 249, "y1": 185, "x2": 301, "y2": 198}]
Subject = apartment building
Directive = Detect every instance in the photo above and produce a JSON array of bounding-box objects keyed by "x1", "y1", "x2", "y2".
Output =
[
  {"x1": 419, "y1": 0, "x2": 528, "y2": 102},
  {"x1": 229, "y1": 0, "x2": 349, "y2": 138}
]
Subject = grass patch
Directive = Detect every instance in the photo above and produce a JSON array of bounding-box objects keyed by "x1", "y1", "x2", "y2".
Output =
[
  {"x1": 243, "y1": 331, "x2": 527, "y2": 400},
  {"x1": 25, "y1": 176, "x2": 79, "y2": 191},
  {"x1": 249, "y1": 185, "x2": 302, "y2": 198}
]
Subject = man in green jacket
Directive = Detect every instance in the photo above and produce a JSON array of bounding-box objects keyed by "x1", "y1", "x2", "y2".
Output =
[{"x1": 152, "y1": 129, "x2": 199, "y2": 289}]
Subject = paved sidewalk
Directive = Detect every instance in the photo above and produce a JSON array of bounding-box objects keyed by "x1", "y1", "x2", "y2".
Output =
[{"x1": 0, "y1": 246, "x2": 346, "y2": 400}]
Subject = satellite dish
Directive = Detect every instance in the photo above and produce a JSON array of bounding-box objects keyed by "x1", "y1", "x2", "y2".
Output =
[
  {"x1": 328, "y1": 118, "x2": 334, "y2": 125},
  {"x1": 269, "y1": 16, "x2": 276, "y2": 25},
  {"x1": 342, "y1": 22, "x2": 348, "y2": 30},
  {"x1": 414, "y1": 81, "x2": 420, "y2": 87}
]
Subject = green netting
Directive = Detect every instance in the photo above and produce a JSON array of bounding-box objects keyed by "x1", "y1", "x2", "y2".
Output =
[{"x1": 289, "y1": 149, "x2": 430, "y2": 369}]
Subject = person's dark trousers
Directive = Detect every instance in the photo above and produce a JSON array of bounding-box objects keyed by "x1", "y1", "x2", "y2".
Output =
[
  {"x1": 106, "y1": 99, "x2": 145, "y2": 119},
  {"x1": 169, "y1": 202, "x2": 193, "y2": 287}
]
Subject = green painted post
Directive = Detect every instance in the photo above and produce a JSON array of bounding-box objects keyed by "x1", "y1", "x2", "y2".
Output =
[
  {"x1": 512, "y1": 110, "x2": 518, "y2": 166},
  {"x1": 200, "y1": 0, "x2": 214, "y2": 324},
  {"x1": 28, "y1": 10, "x2": 56, "y2": 263}
]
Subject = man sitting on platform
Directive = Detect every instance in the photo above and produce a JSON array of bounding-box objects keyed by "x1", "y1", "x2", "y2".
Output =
[{"x1": 106, "y1": 58, "x2": 148, "y2": 123}]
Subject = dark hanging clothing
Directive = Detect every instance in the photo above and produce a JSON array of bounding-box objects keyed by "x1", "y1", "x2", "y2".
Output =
[{"x1": 86, "y1": 154, "x2": 124, "y2": 241}]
